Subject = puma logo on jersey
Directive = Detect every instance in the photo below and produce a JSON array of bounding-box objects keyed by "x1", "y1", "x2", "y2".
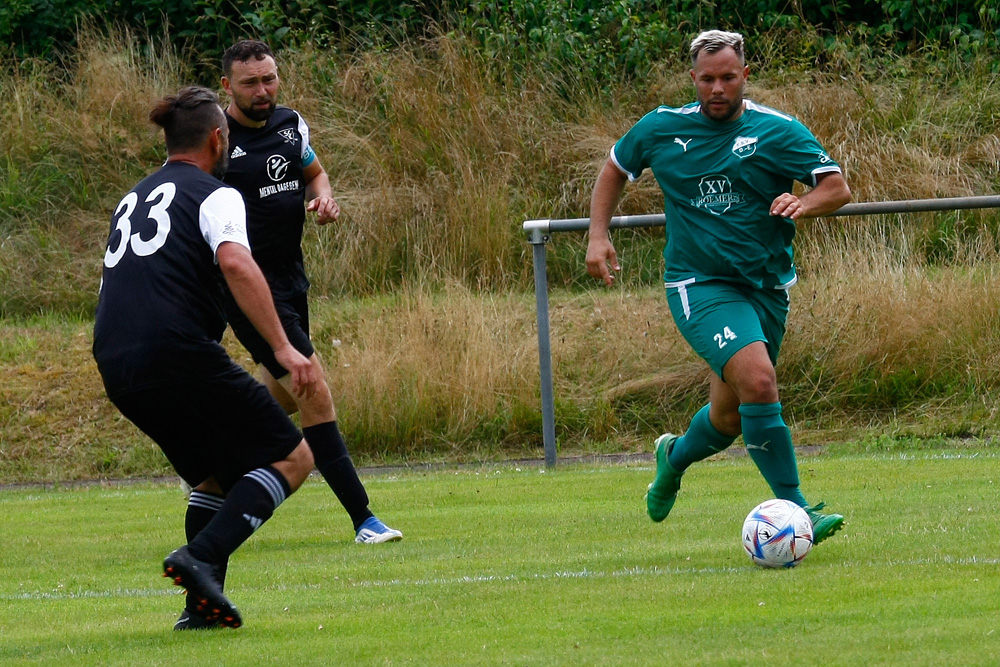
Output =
[
  {"x1": 230, "y1": 146, "x2": 246, "y2": 159},
  {"x1": 674, "y1": 137, "x2": 692, "y2": 152}
]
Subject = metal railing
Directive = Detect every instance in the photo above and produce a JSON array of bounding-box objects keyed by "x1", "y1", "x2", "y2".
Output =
[{"x1": 523, "y1": 195, "x2": 1000, "y2": 467}]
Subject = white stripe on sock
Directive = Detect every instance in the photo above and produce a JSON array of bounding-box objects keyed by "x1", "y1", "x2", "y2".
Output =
[
  {"x1": 246, "y1": 468, "x2": 286, "y2": 507},
  {"x1": 187, "y1": 491, "x2": 224, "y2": 511}
]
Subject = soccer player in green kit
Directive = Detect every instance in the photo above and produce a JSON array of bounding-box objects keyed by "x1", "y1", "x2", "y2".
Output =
[{"x1": 586, "y1": 30, "x2": 852, "y2": 544}]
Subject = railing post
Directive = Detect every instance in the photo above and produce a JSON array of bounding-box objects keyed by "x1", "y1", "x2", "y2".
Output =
[
  {"x1": 525, "y1": 220, "x2": 558, "y2": 468},
  {"x1": 523, "y1": 195, "x2": 1000, "y2": 468}
]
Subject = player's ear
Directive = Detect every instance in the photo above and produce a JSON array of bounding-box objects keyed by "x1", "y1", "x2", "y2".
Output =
[{"x1": 209, "y1": 127, "x2": 223, "y2": 154}]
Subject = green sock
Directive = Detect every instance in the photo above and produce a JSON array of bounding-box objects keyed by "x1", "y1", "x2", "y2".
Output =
[
  {"x1": 739, "y1": 402, "x2": 807, "y2": 507},
  {"x1": 668, "y1": 404, "x2": 738, "y2": 472}
]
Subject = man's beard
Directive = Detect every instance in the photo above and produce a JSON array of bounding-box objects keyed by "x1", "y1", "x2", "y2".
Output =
[
  {"x1": 240, "y1": 100, "x2": 276, "y2": 122},
  {"x1": 211, "y1": 150, "x2": 229, "y2": 180},
  {"x1": 703, "y1": 97, "x2": 742, "y2": 122}
]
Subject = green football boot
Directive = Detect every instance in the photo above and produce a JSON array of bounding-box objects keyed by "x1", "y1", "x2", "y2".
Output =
[
  {"x1": 805, "y1": 502, "x2": 845, "y2": 544},
  {"x1": 645, "y1": 434, "x2": 683, "y2": 522}
]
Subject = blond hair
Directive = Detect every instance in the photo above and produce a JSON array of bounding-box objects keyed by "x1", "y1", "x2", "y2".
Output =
[{"x1": 689, "y1": 30, "x2": 745, "y2": 66}]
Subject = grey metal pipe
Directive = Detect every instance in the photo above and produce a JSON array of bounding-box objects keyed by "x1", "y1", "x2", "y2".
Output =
[
  {"x1": 527, "y1": 226, "x2": 558, "y2": 468},
  {"x1": 523, "y1": 195, "x2": 1000, "y2": 235},
  {"x1": 522, "y1": 194, "x2": 1000, "y2": 466}
]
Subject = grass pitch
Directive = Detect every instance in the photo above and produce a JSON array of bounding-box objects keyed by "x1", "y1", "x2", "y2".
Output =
[{"x1": 1, "y1": 449, "x2": 997, "y2": 666}]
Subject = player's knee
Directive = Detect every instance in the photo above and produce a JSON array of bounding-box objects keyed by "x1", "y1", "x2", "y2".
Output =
[
  {"x1": 293, "y1": 440, "x2": 315, "y2": 472},
  {"x1": 737, "y1": 370, "x2": 779, "y2": 404},
  {"x1": 298, "y1": 381, "x2": 335, "y2": 419},
  {"x1": 281, "y1": 439, "x2": 314, "y2": 491}
]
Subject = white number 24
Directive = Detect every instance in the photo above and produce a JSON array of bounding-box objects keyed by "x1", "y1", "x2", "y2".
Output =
[
  {"x1": 104, "y1": 182, "x2": 176, "y2": 268},
  {"x1": 714, "y1": 326, "x2": 737, "y2": 348}
]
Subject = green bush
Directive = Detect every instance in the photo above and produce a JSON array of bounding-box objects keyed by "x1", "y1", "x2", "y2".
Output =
[
  {"x1": 2, "y1": 0, "x2": 454, "y2": 63},
  {"x1": 4, "y1": 0, "x2": 997, "y2": 72}
]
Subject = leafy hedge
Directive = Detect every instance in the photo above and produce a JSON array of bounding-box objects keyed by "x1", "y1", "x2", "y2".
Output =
[
  {"x1": 1, "y1": 0, "x2": 449, "y2": 61},
  {"x1": 4, "y1": 0, "x2": 998, "y2": 76}
]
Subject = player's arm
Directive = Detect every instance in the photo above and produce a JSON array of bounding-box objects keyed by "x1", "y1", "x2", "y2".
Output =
[
  {"x1": 770, "y1": 172, "x2": 851, "y2": 220},
  {"x1": 216, "y1": 242, "x2": 320, "y2": 398},
  {"x1": 586, "y1": 158, "x2": 628, "y2": 285},
  {"x1": 303, "y1": 158, "x2": 340, "y2": 225}
]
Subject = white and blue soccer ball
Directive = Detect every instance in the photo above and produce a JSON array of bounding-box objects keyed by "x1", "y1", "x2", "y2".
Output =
[{"x1": 742, "y1": 499, "x2": 814, "y2": 568}]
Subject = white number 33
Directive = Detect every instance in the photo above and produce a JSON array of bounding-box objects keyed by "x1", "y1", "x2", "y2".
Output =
[
  {"x1": 104, "y1": 182, "x2": 176, "y2": 268},
  {"x1": 714, "y1": 326, "x2": 737, "y2": 348}
]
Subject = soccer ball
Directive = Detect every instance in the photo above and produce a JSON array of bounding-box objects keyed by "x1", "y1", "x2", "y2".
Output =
[{"x1": 742, "y1": 499, "x2": 814, "y2": 568}]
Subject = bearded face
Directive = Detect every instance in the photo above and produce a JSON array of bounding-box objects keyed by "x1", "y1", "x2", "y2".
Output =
[
  {"x1": 224, "y1": 55, "x2": 280, "y2": 125},
  {"x1": 691, "y1": 47, "x2": 748, "y2": 123}
]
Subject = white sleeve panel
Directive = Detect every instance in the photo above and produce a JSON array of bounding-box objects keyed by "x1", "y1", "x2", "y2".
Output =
[
  {"x1": 296, "y1": 110, "x2": 312, "y2": 161},
  {"x1": 199, "y1": 186, "x2": 251, "y2": 260},
  {"x1": 807, "y1": 165, "x2": 844, "y2": 187},
  {"x1": 609, "y1": 146, "x2": 638, "y2": 182}
]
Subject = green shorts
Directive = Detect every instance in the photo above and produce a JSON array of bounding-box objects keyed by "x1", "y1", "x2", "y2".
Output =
[{"x1": 665, "y1": 279, "x2": 789, "y2": 380}]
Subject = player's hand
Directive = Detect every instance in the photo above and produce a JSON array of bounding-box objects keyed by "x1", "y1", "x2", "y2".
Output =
[
  {"x1": 585, "y1": 236, "x2": 620, "y2": 286},
  {"x1": 769, "y1": 193, "x2": 804, "y2": 220},
  {"x1": 307, "y1": 196, "x2": 340, "y2": 225},
  {"x1": 274, "y1": 345, "x2": 321, "y2": 399}
]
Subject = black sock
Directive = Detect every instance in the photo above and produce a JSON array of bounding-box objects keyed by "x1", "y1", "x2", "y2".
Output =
[
  {"x1": 303, "y1": 421, "x2": 372, "y2": 531},
  {"x1": 187, "y1": 466, "x2": 290, "y2": 565},
  {"x1": 184, "y1": 490, "x2": 228, "y2": 612}
]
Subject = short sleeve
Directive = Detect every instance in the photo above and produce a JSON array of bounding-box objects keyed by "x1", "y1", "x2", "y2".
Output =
[
  {"x1": 610, "y1": 112, "x2": 653, "y2": 181},
  {"x1": 296, "y1": 111, "x2": 315, "y2": 166},
  {"x1": 781, "y1": 119, "x2": 842, "y2": 187},
  {"x1": 199, "y1": 186, "x2": 250, "y2": 259}
]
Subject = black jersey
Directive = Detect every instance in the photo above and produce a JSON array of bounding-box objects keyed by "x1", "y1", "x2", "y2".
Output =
[
  {"x1": 93, "y1": 161, "x2": 251, "y2": 397},
  {"x1": 223, "y1": 107, "x2": 313, "y2": 292}
]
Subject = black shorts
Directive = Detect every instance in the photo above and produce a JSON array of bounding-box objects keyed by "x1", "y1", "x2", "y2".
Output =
[
  {"x1": 110, "y1": 363, "x2": 303, "y2": 491},
  {"x1": 225, "y1": 289, "x2": 315, "y2": 380}
]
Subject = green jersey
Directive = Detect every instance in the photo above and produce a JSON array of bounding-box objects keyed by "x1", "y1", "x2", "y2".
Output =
[{"x1": 612, "y1": 100, "x2": 842, "y2": 289}]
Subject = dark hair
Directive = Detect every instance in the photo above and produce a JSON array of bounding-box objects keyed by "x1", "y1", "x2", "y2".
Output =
[
  {"x1": 222, "y1": 39, "x2": 275, "y2": 77},
  {"x1": 148, "y1": 86, "x2": 224, "y2": 153}
]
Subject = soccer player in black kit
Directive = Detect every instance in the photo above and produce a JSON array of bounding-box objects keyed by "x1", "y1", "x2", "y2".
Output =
[
  {"x1": 219, "y1": 40, "x2": 402, "y2": 544},
  {"x1": 93, "y1": 86, "x2": 322, "y2": 629}
]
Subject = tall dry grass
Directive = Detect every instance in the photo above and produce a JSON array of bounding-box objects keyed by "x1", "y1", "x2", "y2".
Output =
[
  {"x1": 0, "y1": 27, "x2": 188, "y2": 315},
  {"x1": 4, "y1": 27, "x2": 999, "y2": 307},
  {"x1": 786, "y1": 217, "x2": 1000, "y2": 437},
  {"x1": 311, "y1": 284, "x2": 544, "y2": 458},
  {"x1": 285, "y1": 39, "x2": 1000, "y2": 297},
  {"x1": 5, "y1": 252, "x2": 999, "y2": 482},
  {"x1": 286, "y1": 36, "x2": 592, "y2": 294},
  {"x1": 2, "y1": 28, "x2": 1000, "y2": 480}
]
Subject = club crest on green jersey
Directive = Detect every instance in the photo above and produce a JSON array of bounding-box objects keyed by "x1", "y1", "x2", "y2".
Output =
[
  {"x1": 732, "y1": 136, "x2": 758, "y2": 158},
  {"x1": 691, "y1": 174, "x2": 745, "y2": 215}
]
